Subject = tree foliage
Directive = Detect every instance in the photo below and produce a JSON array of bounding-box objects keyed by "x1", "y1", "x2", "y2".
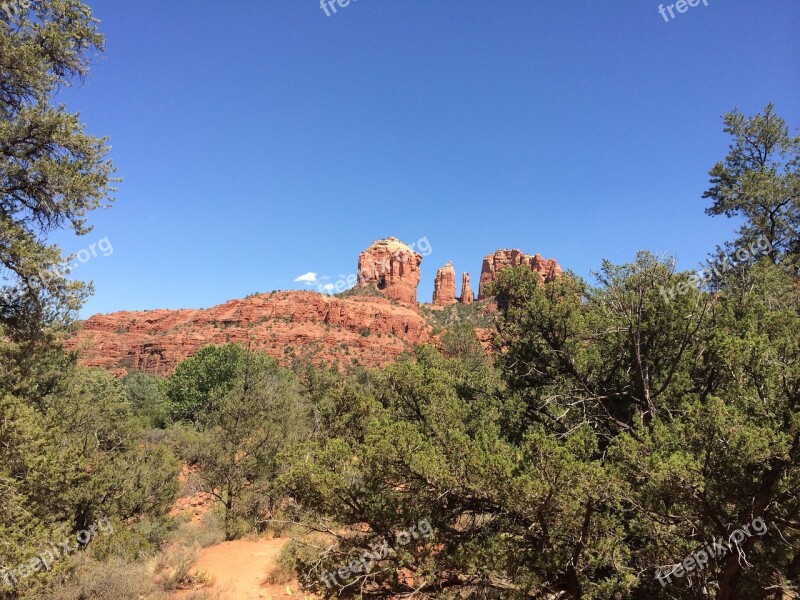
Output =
[
  {"x1": 278, "y1": 107, "x2": 800, "y2": 599},
  {"x1": 171, "y1": 346, "x2": 310, "y2": 539},
  {"x1": 0, "y1": 5, "x2": 185, "y2": 597},
  {"x1": 0, "y1": 364, "x2": 180, "y2": 599},
  {"x1": 0, "y1": 0, "x2": 116, "y2": 337},
  {"x1": 165, "y1": 343, "x2": 254, "y2": 423},
  {"x1": 122, "y1": 370, "x2": 169, "y2": 429},
  {"x1": 704, "y1": 103, "x2": 800, "y2": 271}
]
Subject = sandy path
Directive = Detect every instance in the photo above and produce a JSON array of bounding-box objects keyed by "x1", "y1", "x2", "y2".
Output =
[
  {"x1": 169, "y1": 466, "x2": 314, "y2": 600},
  {"x1": 175, "y1": 536, "x2": 311, "y2": 600}
]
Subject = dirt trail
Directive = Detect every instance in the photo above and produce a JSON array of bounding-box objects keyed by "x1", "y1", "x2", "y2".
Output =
[
  {"x1": 176, "y1": 536, "x2": 308, "y2": 600},
  {"x1": 169, "y1": 466, "x2": 314, "y2": 600}
]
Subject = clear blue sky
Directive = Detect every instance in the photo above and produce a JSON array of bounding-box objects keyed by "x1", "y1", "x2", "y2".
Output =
[{"x1": 56, "y1": 0, "x2": 800, "y2": 316}]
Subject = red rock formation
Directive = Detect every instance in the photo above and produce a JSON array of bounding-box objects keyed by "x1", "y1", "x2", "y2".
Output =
[
  {"x1": 432, "y1": 261, "x2": 457, "y2": 306},
  {"x1": 478, "y1": 249, "x2": 562, "y2": 298},
  {"x1": 460, "y1": 272, "x2": 474, "y2": 304},
  {"x1": 66, "y1": 291, "x2": 432, "y2": 376},
  {"x1": 65, "y1": 240, "x2": 565, "y2": 377},
  {"x1": 357, "y1": 238, "x2": 422, "y2": 305}
]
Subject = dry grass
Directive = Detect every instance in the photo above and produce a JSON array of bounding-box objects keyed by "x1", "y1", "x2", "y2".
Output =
[
  {"x1": 153, "y1": 544, "x2": 200, "y2": 590},
  {"x1": 50, "y1": 557, "x2": 155, "y2": 600}
]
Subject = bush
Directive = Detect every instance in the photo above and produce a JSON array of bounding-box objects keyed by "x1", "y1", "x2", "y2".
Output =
[
  {"x1": 165, "y1": 344, "x2": 252, "y2": 422},
  {"x1": 123, "y1": 371, "x2": 170, "y2": 428},
  {"x1": 50, "y1": 557, "x2": 155, "y2": 600},
  {"x1": 90, "y1": 516, "x2": 173, "y2": 562},
  {"x1": 153, "y1": 545, "x2": 199, "y2": 591}
]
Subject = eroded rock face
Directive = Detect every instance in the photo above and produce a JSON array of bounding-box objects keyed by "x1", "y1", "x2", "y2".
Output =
[
  {"x1": 357, "y1": 237, "x2": 422, "y2": 305},
  {"x1": 460, "y1": 272, "x2": 474, "y2": 304},
  {"x1": 66, "y1": 291, "x2": 432, "y2": 376},
  {"x1": 478, "y1": 249, "x2": 562, "y2": 298},
  {"x1": 66, "y1": 239, "x2": 564, "y2": 377},
  {"x1": 432, "y1": 261, "x2": 457, "y2": 306}
]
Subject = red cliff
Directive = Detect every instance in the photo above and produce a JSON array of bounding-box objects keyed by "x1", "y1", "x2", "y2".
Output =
[
  {"x1": 67, "y1": 291, "x2": 432, "y2": 376},
  {"x1": 432, "y1": 261, "x2": 457, "y2": 306},
  {"x1": 478, "y1": 249, "x2": 562, "y2": 299},
  {"x1": 67, "y1": 239, "x2": 565, "y2": 377},
  {"x1": 357, "y1": 238, "x2": 422, "y2": 305},
  {"x1": 460, "y1": 272, "x2": 475, "y2": 304}
]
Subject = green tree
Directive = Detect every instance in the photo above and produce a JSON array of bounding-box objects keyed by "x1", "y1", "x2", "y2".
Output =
[
  {"x1": 704, "y1": 104, "x2": 800, "y2": 270},
  {"x1": 439, "y1": 323, "x2": 488, "y2": 373},
  {"x1": 490, "y1": 257, "x2": 711, "y2": 442},
  {"x1": 299, "y1": 361, "x2": 379, "y2": 442},
  {"x1": 281, "y1": 347, "x2": 594, "y2": 598},
  {"x1": 165, "y1": 343, "x2": 249, "y2": 422},
  {"x1": 122, "y1": 370, "x2": 169, "y2": 428},
  {"x1": 0, "y1": 393, "x2": 56, "y2": 599},
  {"x1": 184, "y1": 349, "x2": 309, "y2": 540},
  {"x1": 1, "y1": 0, "x2": 116, "y2": 338},
  {"x1": 489, "y1": 255, "x2": 800, "y2": 598},
  {"x1": 0, "y1": 366, "x2": 180, "y2": 598},
  {"x1": 24, "y1": 367, "x2": 180, "y2": 532}
]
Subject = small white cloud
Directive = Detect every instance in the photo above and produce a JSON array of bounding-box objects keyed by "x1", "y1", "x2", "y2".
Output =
[
  {"x1": 321, "y1": 283, "x2": 335, "y2": 293},
  {"x1": 294, "y1": 272, "x2": 317, "y2": 284}
]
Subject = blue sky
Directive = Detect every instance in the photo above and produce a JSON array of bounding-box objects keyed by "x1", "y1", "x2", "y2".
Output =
[{"x1": 55, "y1": 0, "x2": 800, "y2": 316}]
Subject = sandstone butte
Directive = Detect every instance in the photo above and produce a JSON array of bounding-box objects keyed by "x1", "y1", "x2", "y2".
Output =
[
  {"x1": 357, "y1": 237, "x2": 422, "y2": 306},
  {"x1": 432, "y1": 261, "x2": 457, "y2": 306},
  {"x1": 478, "y1": 249, "x2": 563, "y2": 299},
  {"x1": 460, "y1": 272, "x2": 475, "y2": 304},
  {"x1": 67, "y1": 238, "x2": 561, "y2": 376}
]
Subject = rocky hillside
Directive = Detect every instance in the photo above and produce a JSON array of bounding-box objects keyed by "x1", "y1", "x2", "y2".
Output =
[
  {"x1": 67, "y1": 292, "x2": 431, "y2": 376},
  {"x1": 69, "y1": 238, "x2": 561, "y2": 376}
]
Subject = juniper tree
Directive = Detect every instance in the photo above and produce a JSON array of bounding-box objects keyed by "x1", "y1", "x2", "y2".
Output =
[
  {"x1": 1, "y1": 0, "x2": 115, "y2": 338},
  {"x1": 704, "y1": 104, "x2": 800, "y2": 272}
]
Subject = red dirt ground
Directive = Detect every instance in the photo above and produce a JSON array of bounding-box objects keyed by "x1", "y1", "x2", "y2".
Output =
[{"x1": 174, "y1": 536, "x2": 312, "y2": 600}]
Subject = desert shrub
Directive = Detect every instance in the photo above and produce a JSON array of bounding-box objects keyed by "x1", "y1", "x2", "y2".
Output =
[
  {"x1": 175, "y1": 349, "x2": 311, "y2": 539},
  {"x1": 49, "y1": 557, "x2": 154, "y2": 600},
  {"x1": 420, "y1": 299, "x2": 494, "y2": 328},
  {"x1": 153, "y1": 545, "x2": 199, "y2": 591},
  {"x1": 172, "y1": 510, "x2": 226, "y2": 550},
  {"x1": 334, "y1": 284, "x2": 382, "y2": 299},
  {"x1": 122, "y1": 370, "x2": 170, "y2": 428},
  {"x1": 89, "y1": 516, "x2": 173, "y2": 563},
  {"x1": 269, "y1": 539, "x2": 321, "y2": 586}
]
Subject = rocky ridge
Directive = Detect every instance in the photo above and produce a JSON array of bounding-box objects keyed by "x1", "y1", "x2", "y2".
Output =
[
  {"x1": 478, "y1": 249, "x2": 562, "y2": 298},
  {"x1": 70, "y1": 238, "x2": 561, "y2": 376},
  {"x1": 67, "y1": 292, "x2": 430, "y2": 376}
]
